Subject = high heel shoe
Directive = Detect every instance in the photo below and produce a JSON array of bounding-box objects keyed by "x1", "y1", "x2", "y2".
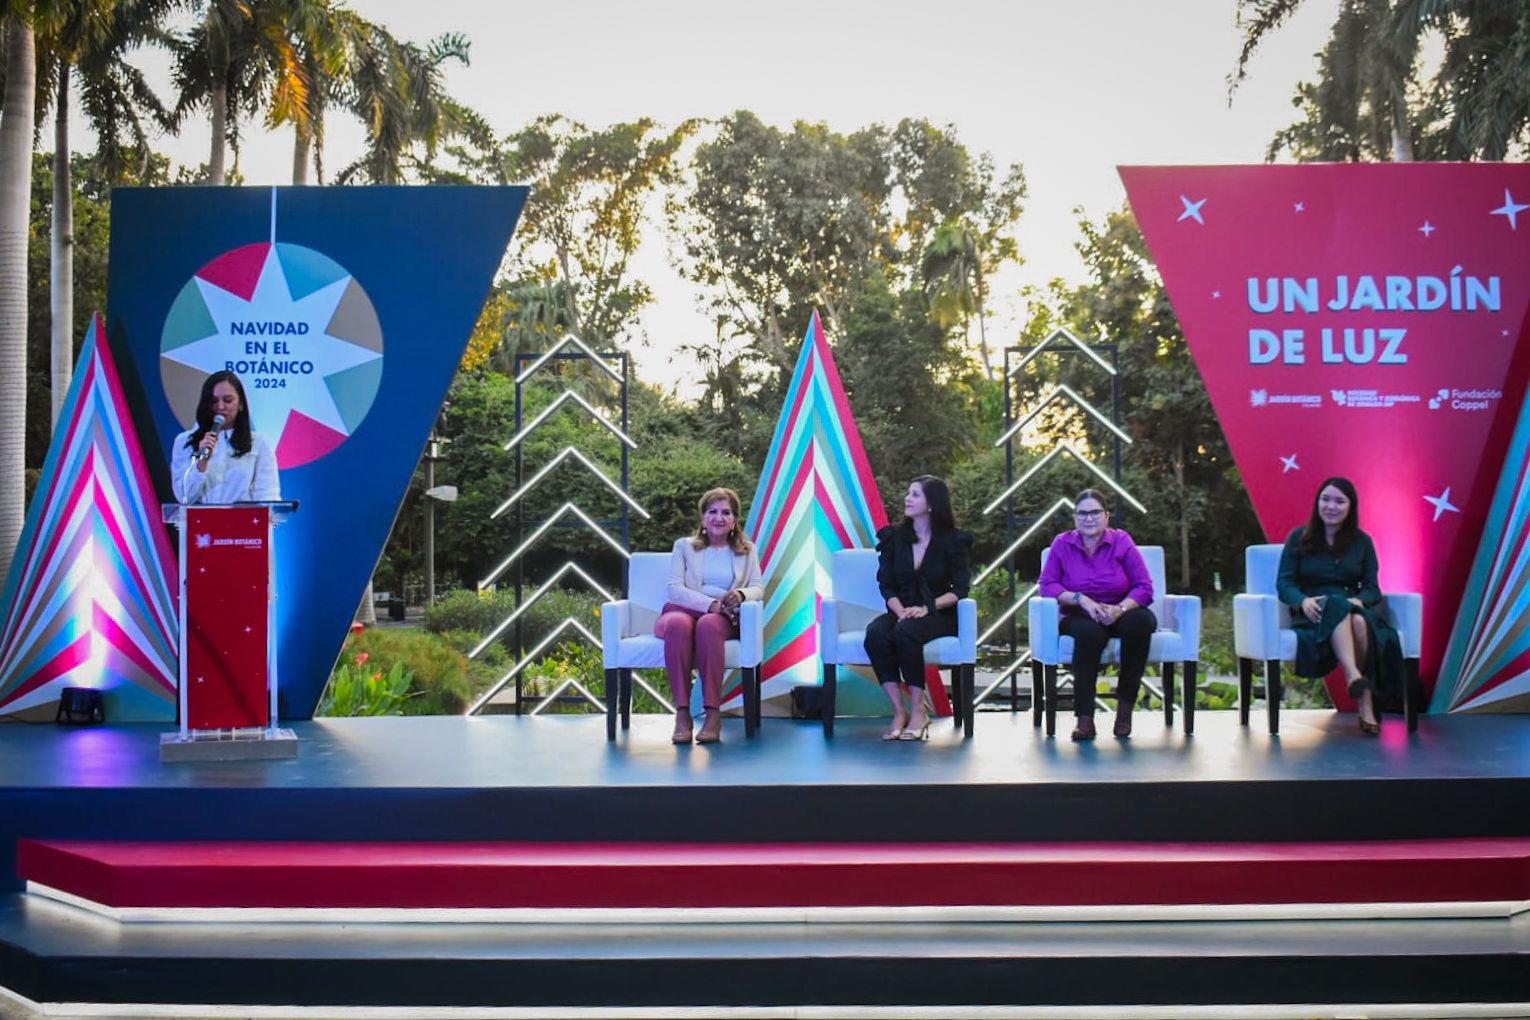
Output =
[
  {"x1": 671, "y1": 713, "x2": 694, "y2": 744},
  {"x1": 1358, "y1": 713, "x2": 1381, "y2": 736},
  {"x1": 898, "y1": 719, "x2": 931, "y2": 741},
  {"x1": 881, "y1": 724, "x2": 906, "y2": 741}
]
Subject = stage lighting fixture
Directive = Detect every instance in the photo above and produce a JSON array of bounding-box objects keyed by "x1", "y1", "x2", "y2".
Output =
[{"x1": 55, "y1": 687, "x2": 105, "y2": 725}]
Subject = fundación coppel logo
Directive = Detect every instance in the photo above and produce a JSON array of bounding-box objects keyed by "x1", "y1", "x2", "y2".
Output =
[{"x1": 159, "y1": 224, "x2": 384, "y2": 469}]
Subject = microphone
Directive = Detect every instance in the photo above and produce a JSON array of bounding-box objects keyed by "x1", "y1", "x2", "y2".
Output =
[{"x1": 196, "y1": 414, "x2": 226, "y2": 462}]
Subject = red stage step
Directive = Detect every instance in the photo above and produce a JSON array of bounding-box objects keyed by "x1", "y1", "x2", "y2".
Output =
[{"x1": 18, "y1": 838, "x2": 1530, "y2": 911}]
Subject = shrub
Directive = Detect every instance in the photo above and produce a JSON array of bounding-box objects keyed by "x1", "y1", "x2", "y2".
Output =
[
  {"x1": 325, "y1": 628, "x2": 474, "y2": 715},
  {"x1": 317, "y1": 656, "x2": 414, "y2": 716}
]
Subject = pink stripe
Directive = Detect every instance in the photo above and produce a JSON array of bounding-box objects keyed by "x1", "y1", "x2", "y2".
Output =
[
  {"x1": 760, "y1": 452, "x2": 815, "y2": 571},
  {"x1": 763, "y1": 627, "x2": 816, "y2": 682},
  {"x1": 95, "y1": 478, "x2": 174, "y2": 655},
  {"x1": 90, "y1": 316, "x2": 180, "y2": 608},
  {"x1": 0, "y1": 631, "x2": 94, "y2": 710},
  {"x1": 815, "y1": 475, "x2": 854, "y2": 550},
  {"x1": 811, "y1": 315, "x2": 887, "y2": 530},
  {"x1": 95, "y1": 601, "x2": 174, "y2": 693},
  {"x1": 2, "y1": 452, "x2": 96, "y2": 656}
]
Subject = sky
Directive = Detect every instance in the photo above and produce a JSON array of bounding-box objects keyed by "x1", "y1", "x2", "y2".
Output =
[{"x1": 125, "y1": 0, "x2": 1342, "y2": 389}]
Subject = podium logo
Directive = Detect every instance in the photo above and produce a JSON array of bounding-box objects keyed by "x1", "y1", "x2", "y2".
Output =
[
  {"x1": 160, "y1": 242, "x2": 384, "y2": 469},
  {"x1": 195, "y1": 532, "x2": 211, "y2": 549}
]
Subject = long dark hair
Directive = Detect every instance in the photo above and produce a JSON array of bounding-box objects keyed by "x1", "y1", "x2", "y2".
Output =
[
  {"x1": 185, "y1": 371, "x2": 253, "y2": 458},
  {"x1": 1300, "y1": 476, "x2": 1359, "y2": 554},
  {"x1": 900, "y1": 475, "x2": 957, "y2": 537}
]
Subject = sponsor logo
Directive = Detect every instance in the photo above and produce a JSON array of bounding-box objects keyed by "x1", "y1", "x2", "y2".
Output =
[
  {"x1": 1328, "y1": 389, "x2": 1422, "y2": 410},
  {"x1": 195, "y1": 533, "x2": 212, "y2": 549},
  {"x1": 1249, "y1": 389, "x2": 1323, "y2": 409}
]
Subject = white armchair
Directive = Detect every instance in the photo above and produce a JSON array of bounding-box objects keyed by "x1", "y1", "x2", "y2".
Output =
[
  {"x1": 818, "y1": 548, "x2": 978, "y2": 738},
  {"x1": 1028, "y1": 545, "x2": 1203, "y2": 736},
  {"x1": 1233, "y1": 543, "x2": 1422, "y2": 735},
  {"x1": 600, "y1": 552, "x2": 764, "y2": 741}
]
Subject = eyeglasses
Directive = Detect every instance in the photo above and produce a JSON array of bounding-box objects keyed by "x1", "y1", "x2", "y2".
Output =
[{"x1": 1074, "y1": 509, "x2": 1107, "y2": 520}]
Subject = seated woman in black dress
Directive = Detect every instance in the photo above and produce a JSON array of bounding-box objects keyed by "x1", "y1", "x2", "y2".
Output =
[
  {"x1": 1277, "y1": 476, "x2": 1402, "y2": 736},
  {"x1": 863, "y1": 476, "x2": 973, "y2": 741}
]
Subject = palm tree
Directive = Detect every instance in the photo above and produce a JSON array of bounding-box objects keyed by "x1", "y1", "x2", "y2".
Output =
[
  {"x1": 1233, "y1": 0, "x2": 1530, "y2": 161},
  {"x1": 172, "y1": 0, "x2": 274, "y2": 183},
  {"x1": 920, "y1": 218, "x2": 991, "y2": 377},
  {"x1": 37, "y1": 0, "x2": 174, "y2": 426},
  {"x1": 337, "y1": 28, "x2": 482, "y2": 184},
  {"x1": 0, "y1": 4, "x2": 36, "y2": 585},
  {"x1": 261, "y1": 0, "x2": 363, "y2": 184}
]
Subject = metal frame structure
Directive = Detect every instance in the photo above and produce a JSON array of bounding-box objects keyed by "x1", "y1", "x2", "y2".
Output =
[
  {"x1": 977, "y1": 327, "x2": 1144, "y2": 715},
  {"x1": 465, "y1": 335, "x2": 666, "y2": 717}
]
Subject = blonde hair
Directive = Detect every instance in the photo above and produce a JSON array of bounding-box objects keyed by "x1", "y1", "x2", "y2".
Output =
[{"x1": 691, "y1": 487, "x2": 752, "y2": 553}]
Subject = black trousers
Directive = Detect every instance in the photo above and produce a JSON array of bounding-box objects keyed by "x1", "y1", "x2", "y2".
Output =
[
  {"x1": 1059, "y1": 607, "x2": 1157, "y2": 717},
  {"x1": 864, "y1": 610, "x2": 958, "y2": 689}
]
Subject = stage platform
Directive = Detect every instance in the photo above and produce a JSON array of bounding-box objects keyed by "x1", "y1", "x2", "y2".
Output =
[
  {"x1": 5, "y1": 710, "x2": 1530, "y2": 1016},
  {"x1": 4, "y1": 710, "x2": 1530, "y2": 879}
]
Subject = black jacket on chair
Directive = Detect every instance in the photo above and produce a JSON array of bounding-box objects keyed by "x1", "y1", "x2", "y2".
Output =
[{"x1": 874, "y1": 525, "x2": 974, "y2": 613}]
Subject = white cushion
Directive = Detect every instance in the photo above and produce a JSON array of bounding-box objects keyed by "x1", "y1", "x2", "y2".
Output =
[
  {"x1": 613, "y1": 635, "x2": 742, "y2": 670},
  {"x1": 1057, "y1": 630, "x2": 1184, "y2": 665}
]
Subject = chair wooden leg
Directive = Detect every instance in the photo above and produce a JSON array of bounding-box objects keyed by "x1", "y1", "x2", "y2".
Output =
[
  {"x1": 1031, "y1": 660, "x2": 1043, "y2": 728},
  {"x1": 1183, "y1": 661, "x2": 1197, "y2": 735},
  {"x1": 1044, "y1": 664, "x2": 1058, "y2": 737},
  {"x1": 949, "y1": 665, "x2": 964, "y2": 725},
  {"x1": 605, "y1": 668, "x2": 619, "y2": 741},
  {"x1": 619, "y1": 668, "x2": 633, "y2": 730},
  {"x1": 1238, "y1": 658, "x2": 1253, "y2": 727},
  {"x1": 1265, "y1": 660, "x2": 1281, "y2": 735},
  {"x1": 1405, "y1": 657, "x2": 1421, "y2": 733},
  {"x1": 1162, "y1": 661, "x2": 1176, "y2": 727},
  {"x1": 822, "y1": 664, "x2": 837, "y2": 738},
  {"x1": 963, "y1": 664, "x2": 975, "y2": 739}
]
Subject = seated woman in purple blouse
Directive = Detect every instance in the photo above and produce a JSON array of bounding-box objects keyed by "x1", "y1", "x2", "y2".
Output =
[{"x1": 1037, "y1": 488, "x2": 1156, "y2": 741}]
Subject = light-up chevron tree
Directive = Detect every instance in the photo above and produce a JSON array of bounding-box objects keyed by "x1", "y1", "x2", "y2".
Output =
[
  {"x1": 741, "y1": 312, "x2": 890, "y2": 715},
  {"x1": 979, "y1": 327, "x2": 1146, "y2": 720},
  {"x1": 0, "y1": 314, "x2": 179, "y2": 721},
  {"x1": 464, "y1": 335, "x2": 662, "y2": 715}
]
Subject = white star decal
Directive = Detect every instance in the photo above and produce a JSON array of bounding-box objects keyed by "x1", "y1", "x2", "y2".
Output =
[
  {"x1": 1504, "y1": 330, "x2": 1512, "y2": 337},
  {"x1": 1491, "y1": 189, "x2": 1528, "y2": 230},
  {"x1": 1280, "y1": 454, "x2": 1300, "y2": 473},
  {"x1": 1211, "y1": 290, "x2": 1222, "y2": 299},
  {"x1": 1419, "y1": 221, "x2": 1435, "y2": 236},
  {"x1": 1293, "y1": 202, "x2": 1305, "y2": 212},
  {"x1": 161, "y1": 247, "x2": 381, "y2": 445},
  {"x1": 1177, "y1": 195, "x2": 1206, "y2": 225},
  {"x1": 1424, "y1": 487, "x2": 1459, "y2": 522}
]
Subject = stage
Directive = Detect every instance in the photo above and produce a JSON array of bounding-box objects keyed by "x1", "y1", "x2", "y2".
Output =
[{"x1": 2, "y1": 710, "x2": 1530, "y2": 1016}]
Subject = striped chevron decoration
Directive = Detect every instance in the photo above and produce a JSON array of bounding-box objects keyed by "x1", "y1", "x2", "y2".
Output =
[
  {"x1": 741, "y1": 311, "x2": 888, "y2": 709},
  {"x1": 0, "y1": 314, "x2": 179, "y2": 719},
  {"x1": 1434, "y1": 386, "x2": 1530, "y2": 713}
]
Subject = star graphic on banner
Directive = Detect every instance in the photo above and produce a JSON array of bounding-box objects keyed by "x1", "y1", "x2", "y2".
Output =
[
  {"x1": 1424, "y1": 487, "x2": 1459, "y2": 522},
  {"x1": 1293, "y1": 202, "x2": 1305, "y2": 212},
  {"x1": 1280, "y1": 453, "x2": 1300, "y2": 473},
  {"x1": 1177, "y1": 195, "x2": 1207, "y2": 224},
  {"x1": 1419, "y1": 221, "x2": 1435, "y2": 236},
  {"x1": 1491, "y1": 189, "x2": 1528, "y2": 230},
  {"x1": 1211, "y1": 290, "x2": 1222, "y2": 299},
  {"x1": 161, "y1": 247, "x2": 380, "y2": 443},
  {"x1": 244, "y1": 625, "x2": 253, "y2": 634},
  {"x1": 1504, "y1": 329, "x2": 1512, "y2": 336}
]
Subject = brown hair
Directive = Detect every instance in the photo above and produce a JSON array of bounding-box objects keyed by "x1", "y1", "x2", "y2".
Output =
[
  {"x1": 1075, "y1": 488, "x2": 1111, "y2": 512},
  {"x1": 690, "y1": 487, "x2": 752, "y2": 554}
]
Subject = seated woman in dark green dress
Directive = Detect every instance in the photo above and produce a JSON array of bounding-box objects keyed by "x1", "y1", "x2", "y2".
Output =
[{"x1": 1277, "y1": 476, "x2": 1402, "y2": 736}]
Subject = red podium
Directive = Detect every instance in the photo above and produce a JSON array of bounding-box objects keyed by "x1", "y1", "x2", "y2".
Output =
[{"x1": 161, "y1": 501, "x2": 298, "y2": 761}]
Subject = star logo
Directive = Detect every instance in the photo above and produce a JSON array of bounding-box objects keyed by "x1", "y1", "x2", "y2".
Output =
[
  {"x1": 1491, "y1": 189, "x2": 1528, "y2": 230},
  {"x1": 1249, "y1": 389, "x2": 1268, "y2": 408},
  {"x1": 1424, "y1": 487, "x2": 1459, "y2": 522},
  {"x1": 1177, "y1": 195, "x2": 1207, "y2": 225},
  {"x1": 1280, "y1": 454, "x2": 1299, "y2": 473},
  {"x1": 160, "y1": 243, "x2": 384, "y2": 468},
  {"x1": 1211, "y1": 290, "x2": 1222, "y2": 299},
  {"x1": 1419, "y1": 221, "x2": 1435, "y2": 237},
  {"x1": 1293, "y1": 202, "x2": 1305, "y2": 212}
]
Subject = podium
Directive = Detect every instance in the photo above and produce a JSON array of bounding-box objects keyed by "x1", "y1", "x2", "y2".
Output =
[{"x1": 160, "y1": 501, "x2": 299, "y2": 762}]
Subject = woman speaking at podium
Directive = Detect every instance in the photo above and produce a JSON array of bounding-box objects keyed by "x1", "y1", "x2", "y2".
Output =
[{"x1": 171, "y1": 370, "x2": 281, "y2": 504}]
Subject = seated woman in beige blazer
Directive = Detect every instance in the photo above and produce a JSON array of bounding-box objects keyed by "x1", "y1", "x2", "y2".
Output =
[{"x1": 657, "y1": 487, "x2": 765, "y2": 744}]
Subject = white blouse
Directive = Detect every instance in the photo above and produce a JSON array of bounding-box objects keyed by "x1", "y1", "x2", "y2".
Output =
[{"x1": 170, "y1": 428, "x2": 282, "y2": 504}]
